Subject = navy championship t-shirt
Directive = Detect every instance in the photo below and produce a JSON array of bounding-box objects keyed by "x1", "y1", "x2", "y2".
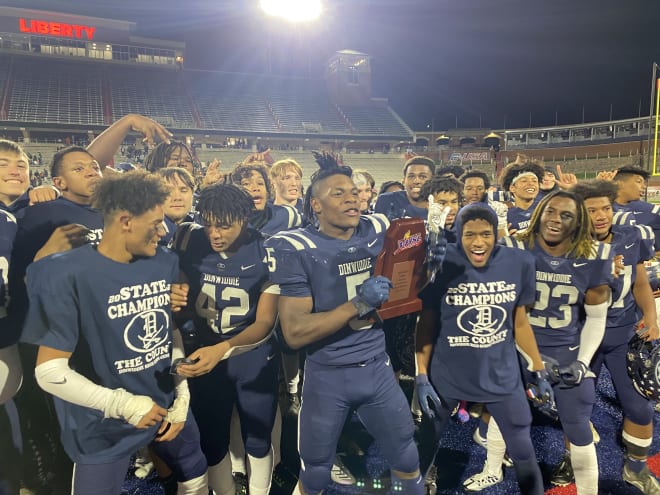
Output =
[
  {"x1": 420, "y1": 243, "x2": 536, "y2": 402},
  {"x1": 266, "y1": 214, "x2": 390, "y2": 366},
  {"x1": 22, "y1": 245, "x2": 178, "y2": 463}
]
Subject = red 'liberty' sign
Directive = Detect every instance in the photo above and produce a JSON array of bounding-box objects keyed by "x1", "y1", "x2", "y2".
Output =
[{"x1": 19, "y1": 18, "x2": 96, "y2": 40}]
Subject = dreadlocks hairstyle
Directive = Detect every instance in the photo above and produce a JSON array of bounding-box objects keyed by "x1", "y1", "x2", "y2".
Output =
[
  {"x1": 196, "y1": 183, "x2": 254, "y2": 227},
  {"x1": 92, "y1": 170, "x2": 169, "y2": 222},
  {"x1": 143, "y1": 140, "x2": 194, "y2": 173},
  {"x1": 517, "y1": 190, "x2": 596, "y2": 259},
  {"x1": 571, "y1": 179, "x2": 618, "y2": 204},
  {"x1": 303, "y1": 151, "x2": 353, "y2": 222}
]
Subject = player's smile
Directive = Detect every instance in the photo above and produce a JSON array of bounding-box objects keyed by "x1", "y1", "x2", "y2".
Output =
[
  {"x1": 539, "y1": 196, "x2": 577, "y2": 247},
  {"x1": 461, "y1": 219, "x2": 495, "y2": 268}
]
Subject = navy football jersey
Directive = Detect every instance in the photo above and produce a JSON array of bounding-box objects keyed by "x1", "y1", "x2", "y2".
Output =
[
  {"x1": 507, "y1": 205, "x2": 534, "y2": 233},
  {"x1": 614, "y1": 200, "x2": 660, "y2": 251},
  {"x1": 607, "y1": 224, "x2": 655, "y2": 328},
  {"x1": 174, "y1": 224, "x2": 272, "y2": 344},
  {"x1": 421, "y1": 243, "x2": 536, "y2": 402},
  {"x1": 502, "y1": 237, "x2": 613, "y2": 348},
  {"x1": 21, "y1": 245, "x2": 178, "y2": 463},
  {"x1": 374, "y1": 190, "x2": 426, "y2": 220},
  {"x1": 260, "y1": 203, "x2": 303, "y2": 238},
  {"x1": 612, "y1": 210, "x2": 636, "y2": 227},
  {"x1": 265, "y1": 214, "x2": 390, "y2": 366},
  {"x1": 0, "y1": 210, "x2": 16, "y2": 325}
]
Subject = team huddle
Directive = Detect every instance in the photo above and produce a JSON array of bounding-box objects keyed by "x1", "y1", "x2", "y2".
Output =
[{"x1": 1, "y1": 113, "x2": 660, "y2": 495}]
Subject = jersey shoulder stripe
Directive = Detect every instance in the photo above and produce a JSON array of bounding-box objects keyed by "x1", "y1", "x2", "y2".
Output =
[
  {"x1": 636, "y1": 224, "x2": 655, "y2": 241},
  {"x1": 652, "y1": 204, "x2": 660, "y2": 215},
  {"x1": 365, "y1": 213, "x2": 390, "y2": 233},
  {"x1": 269, "y1": 231, "x2": 317, "y2": 251},
  {"x1": 282, "y1": 204, "x2": 303, "y2": 229},
  {"x1": 0, "y1": 209, "x2": 16, "y2": 224},
  {"x1": 587, "y1": 240, "x2": 611, "y2": 260},
  {"x1": 501, "y1": 237, "x2": 526, "y2": 250}
]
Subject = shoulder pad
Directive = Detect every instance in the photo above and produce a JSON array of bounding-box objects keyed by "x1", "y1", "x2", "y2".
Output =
[
  {"x1": 635, "y1": 224, "x2": 655, "y2": 241},
  {"x1": 267, "y1": 230, "x2": 317, "y2": 251},
  {"x1": 172, "y1": 222, "x2": 203, "y2": 252},
  {"x1": 364, "y1": 213, "x2": 390, "y2": 233}
]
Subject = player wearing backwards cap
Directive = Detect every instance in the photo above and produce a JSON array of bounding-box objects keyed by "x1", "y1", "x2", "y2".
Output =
[
  {"x1": 550, "y1": 179, "x2": 660, "y2": 494},
  {"x1": 173, "y1": 183, "x2": 280, "y2": 495},
  {"x1": 415, "y1": 203, "x2": 549, "y2": 494},
  {"x1": 21, "y1": 171, "x2": 208, "y2": 495},
  {"x1": 473, "y1": 191, "x2": 612, "y2": 495},
  {"x1": 266, "y1": 154, "x2": 423, "y2": 495}
]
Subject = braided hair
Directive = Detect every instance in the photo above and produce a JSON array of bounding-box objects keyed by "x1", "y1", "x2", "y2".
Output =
[
  {"x1": 196, "y1": 183, "x2": 253, "y2": 227},
  {"x1": 302, "y1": 151, "x2": 352, "y2": 223},
  {"x1": 517, "y1": 190, "x2": 596, "y2": 259}
]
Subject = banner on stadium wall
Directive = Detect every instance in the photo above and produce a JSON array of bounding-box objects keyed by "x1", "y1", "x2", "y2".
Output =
[{"x1": 449, "y1": 152, "x2": 490, "y2": 162}]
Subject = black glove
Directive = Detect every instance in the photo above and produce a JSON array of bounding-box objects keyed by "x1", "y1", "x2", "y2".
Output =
[{"x1": 557, "y1": 360, "x2": 591, "y2": 387}]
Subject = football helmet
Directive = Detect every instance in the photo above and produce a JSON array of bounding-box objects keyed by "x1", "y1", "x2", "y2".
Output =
[{"x1": 627, "y1": 333, "x2": 660, "y2": 401}]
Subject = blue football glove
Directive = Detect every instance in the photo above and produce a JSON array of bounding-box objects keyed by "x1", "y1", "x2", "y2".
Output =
[
  {"x1": 527, "y1": 369, "x2": 557, "y2": 420},
  {"x1": 557, "y1": 360, "x2": 591, "y2": 387},
  {"x1": 415, "y1": 374, "x2": 443, "y2": 419},
  {"x1": 351, "y1": 276, "x2": 392, "y2": 317}
]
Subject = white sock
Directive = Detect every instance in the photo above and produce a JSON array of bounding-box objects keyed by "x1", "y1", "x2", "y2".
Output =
[
  {"x1": 177, "y1": 473, "x2": 209, "y2": 495},
  {"x1": 282, "y1": 353, "x2": 300, "y2": 395},
  {"x1": 229, "y1": 407, "x2": 246, "y2": 474},
  {"x1": 208, "y1": 453, "x2": 235, "y2": 495},
  {"x1": 247, "y1": 447, "x2": 274, "y2": 495},
  {"x1": 484, "y1": 418, "x2": 505, "y2": 476},
  {"x1": 272, "y1": 406, "x2": 282, "y2": 467},
  {"x1": 570, "y1": 442, "x2": 598, "y2": 495}
]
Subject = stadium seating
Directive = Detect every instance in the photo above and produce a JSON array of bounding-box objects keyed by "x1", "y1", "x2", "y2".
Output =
[{"x1": 8, "y1": 57, "x2": 104, "y2": 125}]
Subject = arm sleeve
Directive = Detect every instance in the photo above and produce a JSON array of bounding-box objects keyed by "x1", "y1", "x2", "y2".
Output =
[{"x1": 577, "y1": 300, "x2": 609, "y2": 365}]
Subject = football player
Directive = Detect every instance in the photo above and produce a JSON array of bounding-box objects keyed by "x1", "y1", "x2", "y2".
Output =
[
  {"x1": 374, "y1": 155, "x2": 434, "y2": 220},
  {"x1": 265, "y1": 159, "x2": 423, "y2": 495},
  {"x1": 173, "y1": 184, "x2": 279, "y2": 495},
  {"x1": 21, "y1": 171, "x2": 208, "y2": 495},
  {"x1": 415, "y1": 204, "x2": 548, "y2": 494},
  {"x1": 156, "y1": 167, "x2": 196, "y2": 246},
  {"x1": 612, "y1": 166, "x2": 660, "y2": 256},
  {"x1": 568, "y1": 180, "x2": 660, "y2": 493},
  {"x1": 477, "y1": 191, "x2": 612, "y2": 495},
  {"x1": 499, "y1": 160, "x2": 544, "y2": 236}
]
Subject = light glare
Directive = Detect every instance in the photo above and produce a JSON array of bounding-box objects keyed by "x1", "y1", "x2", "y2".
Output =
[{"x1": 260, "y1": 0, "x2": 322, "y2": 22}]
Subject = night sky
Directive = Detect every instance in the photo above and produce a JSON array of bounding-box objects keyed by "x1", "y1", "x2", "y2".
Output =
[{"x1": 5, "y1": 0, "x2": 660, "y2": 131}]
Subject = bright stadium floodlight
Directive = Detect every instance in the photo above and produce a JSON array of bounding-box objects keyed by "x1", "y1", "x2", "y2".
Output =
[{"x1": 260, "y1": 0, "x2": 322, "y2": 22}]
